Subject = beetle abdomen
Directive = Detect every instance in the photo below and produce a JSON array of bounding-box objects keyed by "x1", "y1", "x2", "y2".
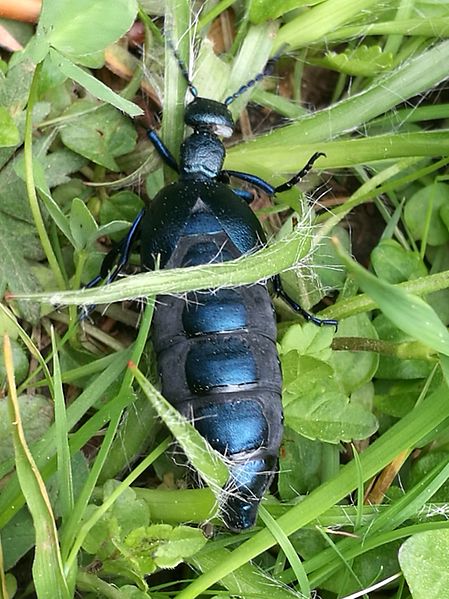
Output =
[{"x1": 151, "y1": 207, "x2": 282, "y2": 530}]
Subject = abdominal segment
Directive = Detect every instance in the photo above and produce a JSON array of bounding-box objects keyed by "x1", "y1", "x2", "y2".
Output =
[{"x1": 151, "y1": 221, "x2": 283, "y2": 530}]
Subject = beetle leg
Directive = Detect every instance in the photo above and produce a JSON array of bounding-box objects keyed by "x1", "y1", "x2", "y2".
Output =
[
  {"x1": 273, "y1": 152, "x2": 325, "y2": 193},
  {"x1": 102, "y1": 209, "x2": 144, "y2": 283},
  {"x1": 219, "y1": 170, "x2": 275, "y2": 195},
  {"x1": 272, "y1": 274, "x2": 337, "y2": 328},
  {"x1": 80, "y1": 210, "x2": 144, "y2": 320},
  {"x1": 147, "y1": 129, "x2": 179, "y2": 172},
  {"x1": 231, "y1": 188, "x2": 255, "y2": 203},
  {"x1": 220, "y1": 152, "x2": 325, "y2": 196}
]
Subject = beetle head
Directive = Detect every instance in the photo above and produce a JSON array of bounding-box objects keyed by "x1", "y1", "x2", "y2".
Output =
[{"x1": 184, "y1": 97, "x2": 234, "y2": 138}]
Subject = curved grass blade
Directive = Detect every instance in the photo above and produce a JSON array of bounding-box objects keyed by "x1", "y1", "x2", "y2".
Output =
[
  {"x1": 3, "y1": 335, "x2": 69, "y2": 599},
  {"x1": 14, "y1": 226, "x2": 313, "y2": 305},
  {"x1": 259, "y1": 506, "x2": 311, "y2": 598},
  {"x1": 333, "y1": 238, "x2": 449, "y2": 357},
  {"x1": 130, "y1": 363, "x2": 229, "y2": 493}
]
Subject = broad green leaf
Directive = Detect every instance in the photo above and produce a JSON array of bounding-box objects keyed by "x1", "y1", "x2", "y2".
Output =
[
  {"x1": 0, "y1": 106, "x2": 19, "y2": 146},
  {"x1": 13, "y1": 35, "x2": 50, "y2": 66},
  {"x1": 100, "y1": 191, "x2": 144, "y2": 225},
  {"x1": 0, "y1": 213, "x2": 43, "y2": 322},
  {"x1": 281, "y1": 353, "x2": 335, "y2": 399},
  {"x1": 278, "y1": 427, "x2": 324, "y2": 500},
  {"x1": 0, "y1": 61, "x2": 35, "y2": 114},
  {"x1": 2, "y1": 574, "x2": 17, "y2": 598},
  {"x1": 374, "y1": 314, "x2": 435, "y2": 379},
  {"x1": 39, "y1": 0, "x2": 138, "y2": 58},
  {"x1": 80, "y1": 505, "x2": 110, "y2": 557},
  {"x1": 37, "y1": 51, "x2": 68, "y2": 94},
  {"x1": 99, "y1": 191, "x2": 144, "y2": 241},
  {"x1": 284, "y1": 382, "x2": 378, "y2": 443},
  {"x1": 0, "y1": 339, "x2": 28, "y2": 388},
  {"x1": 0, "y1": 308, "x2": 20, "y2": 338},
  {"x1": 350, "y1": 381, "x2": 374, "y2": 414},
  {"x1": 280, "y1": 323, "x2": 377, "y2": 442},
  {"x1": 60, "y1": 98, "x2": 137, "y2": 170},
  {"x1": 12, "y1": 145, "x2": 86, "y2": 220},
  {"x1": 323, "y1": 543, "x2": 400, "y2": 596},
  {"x1": 404, "y1": 182, "x2": 449, "y2": 246},
  {"x1": 374, "y1": 379, "x2": 426, "y2": 418},
  {"x1": 39, "y1": 194, "x2": 73, "y2": 245},
  {"x1": 42, "y1": 148, "x2": 88, "y2": 187},
  {"x1": 441, "y1": 203, "x2": 449, "y2": 233},
  {"x1": 335, "y1": 239, "x2": 449, "y2": 357},
  {"x1": 330, "y1": 314, "x2": 379, "y2": 394},
  {"x1": 322, "y1": 45, "x2": 394, "y2": 77},
  {"x1": 50, "y1": 49, "x2": 143, "y2": 117},
  {"x1": 95, "y1": 221, "x2": 130, "y2": 242},
  {"x1": 409, "y1": 451, "x2": 449, "y2": 503},
  {"x1": 82, "y1": 483, "x2": 150, "y2": 557},
  {"x1": 280, "y1": 323, "x2": 334, "y2": 362},
  {"x1": 118, "y1": 586, "x2": 151, "y2": 599},
  {"x1": 126, "y1": 524, "x2": 207, "y2": 571},
  {"x1": 1, "y1": 508, "x2": 34, "y2": 570},
  {"x1": 427, "y1": 244, "x2": 449, "y2": 325},
  {"x1": 371, "y1": 239, "x2": 427, "y2": 284},
  {"x1": 53, "y1": 178, "x2": 92, "y2": 211},
  {"x1": 103, "y1": 481, "x2": 150, "y2": 539},
  {"x1": 69, "y1": 198, "x2": 98, "y2": 251},
  {"x1": 399, "y1": 529, "x2": 449, "y2": 599},
  {"x1": 0, "y1": 394, "x2": 52, "y2": 464},
  {"x1": 281, "y1": 352, "x2": 377, "y2": 443}
]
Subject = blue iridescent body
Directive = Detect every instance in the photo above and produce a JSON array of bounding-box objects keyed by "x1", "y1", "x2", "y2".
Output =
[
  {"x1": 143, "y1": 176, "x2": 283, "y2": 531},
  {"x1": 90, "y1": 60, "x2": 336, "y2": 530}
]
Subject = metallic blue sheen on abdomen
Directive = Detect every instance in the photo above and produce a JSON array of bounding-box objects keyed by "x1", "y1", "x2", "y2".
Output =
[
  {"x1": 146, "y1": 191, "x2": 283, "y2": 531},
  {"x1": 182, "y1": 289, "x2": 248, "y2": 334},
  {"x1": 185, "y1": 336, "x2": 257, "y2": 391},
  {"x1": 194, "y1": 400, "x2": 268, "y2": 454}
]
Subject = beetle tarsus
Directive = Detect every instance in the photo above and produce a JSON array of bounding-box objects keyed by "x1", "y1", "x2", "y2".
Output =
[{"x1": 273, "y1": 274, "x2": 337, "y2": 328}]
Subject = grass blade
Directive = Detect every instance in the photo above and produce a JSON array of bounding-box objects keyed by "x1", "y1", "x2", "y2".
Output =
[
  {"x1": 130, "y1": 363, "x2": 229, "y2": 492},
  {"x1": 259, "y1": 506, "x2": 311, "y2": 598},
  {"x1": 333, "y1": 237, "x2": 449, "y2": 357},
  {"x1": 51, "y1": 328, "x2": 74, "y2": 524},
  {"x1": 3, "y1": 335, "x2": 69, "y2": 599}
]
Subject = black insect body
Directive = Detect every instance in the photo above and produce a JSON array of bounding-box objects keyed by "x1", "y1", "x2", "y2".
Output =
[{"x1": 92, "y1": 56, "x2": 336, "y2": 531}]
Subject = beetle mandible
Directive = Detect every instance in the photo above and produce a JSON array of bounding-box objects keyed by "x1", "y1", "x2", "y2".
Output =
[{"x1": 91, "y1": 47, "x2": 337, "y2": 531}]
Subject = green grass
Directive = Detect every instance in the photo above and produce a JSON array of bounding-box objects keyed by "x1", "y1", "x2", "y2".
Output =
[{"x1": 1, "y1": 0, "x2": 449, "y2": 598}]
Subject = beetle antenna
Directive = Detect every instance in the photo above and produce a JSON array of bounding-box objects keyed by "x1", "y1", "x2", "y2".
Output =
[
  {"x1": 167, "y1": 38, "x2": 198, "y2": 98},
  {"x1": 224, "y1": 44, "x2": 288, "y2": 105}
]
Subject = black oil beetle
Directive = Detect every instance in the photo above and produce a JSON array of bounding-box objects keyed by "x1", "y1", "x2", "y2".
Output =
[{"x1": 89, "y1": 47, "x2": 337, "y2": 531}]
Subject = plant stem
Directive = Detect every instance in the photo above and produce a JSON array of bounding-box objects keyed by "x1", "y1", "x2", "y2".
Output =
[
  {"x1": 24, "y1": 62, "x2": 66, "y2": 290},
  {"x1": 332, "y1": 337, "x2": 437, "y2": 360}
]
